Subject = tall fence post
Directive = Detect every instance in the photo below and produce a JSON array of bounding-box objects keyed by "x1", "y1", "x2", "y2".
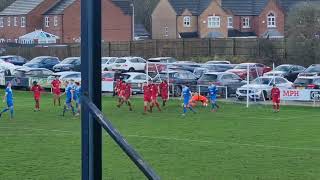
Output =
[
  {"x1": 81, "y1": 0, "x2": 102, "y2": 179},
  {"x1": 232, "y1": 38, "x2": 236, "y2": 56}
]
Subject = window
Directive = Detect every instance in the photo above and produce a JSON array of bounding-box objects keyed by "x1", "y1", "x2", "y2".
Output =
[
  {"x1": 7, "y1": 17, "x2": 11, "y2": 26},
  {"x1": 242, "y1": 17, "x2": 250, "y2": 28},
  {"x1": 164, "y1": 26, "x2": 168, "y2": 37},
  {"x1": 227, "y1": 17, "x2": 233, "y2": 28},
  {"x1": 275, "y1": 78, "x2": 286, "y2": 84},
  {"x1": 0, "y1": 17, "x2": 3, "y2": 27},
  {"x1": 267, "y1": 12, "x2": 276, "y2": 28},
  {"x1": 53, "y1": 16, "x2": 58, "y2": 26},
  {"x1": 20, "y1": 17, "x2": 25, "y2": 27},
  {"x1": 208, "y1": 16, "x2": 220, "y2": 28},
  {"x1": 45, "y1": 16, "x2": 49, "y2": 27},
  {"x1": 183, "y1": 16, "x2": 191, "y2": 27},
  {"x1": 14, "y1": 17, "x2": 17, "y2": 26}
]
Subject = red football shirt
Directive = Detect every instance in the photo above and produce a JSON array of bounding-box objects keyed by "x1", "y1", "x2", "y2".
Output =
[
  {"x1": 150, "y1": 84, "x2": 158, "y2": 98},
  {"x1": 271, "y1": 87, "x2": 280, "y2": 100},
  {"x1": 143, "y1": 85, "x2": 151, "y2": 100},
  {"x1": 31, "y1": 85, "x2": 43, "y2": 99},
  {"x1": 51, "y1": 79, "x2": 61, "y2": 93},
  {"x1": 124, "y1": 84, "x2": 131, "y2": 98},
  {"x1": 160, "y1": 82, "x2": 168, "y2": 95}
]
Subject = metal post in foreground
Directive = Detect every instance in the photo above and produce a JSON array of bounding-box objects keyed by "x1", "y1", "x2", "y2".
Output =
[{"x1": 81, "y1": 0, "x2": 102, "y2": 179}]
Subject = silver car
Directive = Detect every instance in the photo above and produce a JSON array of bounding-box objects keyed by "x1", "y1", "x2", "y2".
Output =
[{"x1": 236, "y1": 76, "x2": 293, "y2": 100}]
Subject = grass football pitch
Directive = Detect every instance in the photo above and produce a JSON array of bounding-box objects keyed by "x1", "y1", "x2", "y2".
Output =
[{"x1": 0, "y1": 91, "x2": 319, "y2": 179}]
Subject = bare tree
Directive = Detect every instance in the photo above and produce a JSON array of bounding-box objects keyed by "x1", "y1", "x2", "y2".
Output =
[{"x1": 286, "y1": 2, "x2": 320, "y2": 65}]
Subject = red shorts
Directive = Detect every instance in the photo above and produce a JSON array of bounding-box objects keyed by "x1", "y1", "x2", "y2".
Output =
[
  {"x1": 161, "y1": 94, "x2": 168, "y2": 100},
  {"x1": 144, "y1": 97, "x2": 151, "y2": 102},
  {"x1": 53, "y1": 90, "x2": 61, "y2": 95},
  {"x1": 272, "y1": 98, "x2": 280, "y2": 104},
  {"x1": 34, "y1": 96, "x2": 40, "y2": 101},
  {"x1": 123, "y1": 94, "x2": 130, "y2": 100},
  {"x1": 151, "y1": 96, "x2": 157, "y2": 101}
]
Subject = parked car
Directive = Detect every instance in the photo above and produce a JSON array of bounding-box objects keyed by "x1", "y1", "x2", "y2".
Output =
[
  {"x1": 146, "y1": 57, "x2": 177, "y2": 75},
  {"x1": 0, "y1": 58, "x2": 16, "y2": 74},
  {"x1": 122, "y1": 72, "x2": 152, "y2": 94},
  {"x1": 47, "y1": 71, "x2": 81, "y2": 85},
  {"x1": 24, "y1": 56, "x2": 60, "y2": 70},
  {"x1": 101, "y1": 57, "x2": 117, "y2": 71},
  {"x1": 227, "y1": 63, "x2": 272, "y2": 80},
  {"x1": 197, "y1": 72, "x2": 245, "y2": 96},
  {"x1": 205, "y1": 60, "x2": 231, "y2": 64},
  {"x1": 112, "y1": 57, "x2": 146, "y2": 72},
  {"x1": 168, "y1": 61, "x2": 201, "y2": 72},
  {"x1": 194, "y1": 64, "x2": 236, "y2": 78},
  {"x1": 155, "y1": 70, "x2": 198, "y2": 97},
  {"x1": 0, "y1": 55, "x2": 28, "y2": 65},
  {"x1": 264, "y1": 64, "x2": 305, "y2": 82},
  {"x1": 293, "y1": 76, "x2": 320, "y2": 89},
  {"x1": 236, "y1": 76, "x2": 293, "y2": 100},
  {"x1": 53, "y1": 57, "x2": 80, "y2": 72},
  {"x1": 298, "y1": 64, "x2": 320, "y2": 77},
  {"x1": 13, "y1": 67, "x2": 53, "y2": 78}
]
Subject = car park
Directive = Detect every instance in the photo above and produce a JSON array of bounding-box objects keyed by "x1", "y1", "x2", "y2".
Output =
[
  {"x1": 168, "y1": 61, "x2": 201, "y2": 72},
  {"x1": 122, "y1": 72, "x2": 152, "y2": 94},
  {"x1": 13, "y1": 67, "x2": 53, "y2": 78},
  {"x1": 24, "y1": 56, "x2": 60, "y2": 71},
  {"x1": 298, "y1": 64, "x2": 320, "y2": 77},
  {"x1": 155, "y1": 70, "x2": 198, "y2": 96},
  {"x1": 194, "y1": 64, "x2": 235, "y2": 78},
  {"x1": 236, "y1": 76, "x2": 293, "y2": 100},
  {"x1": 53, "y1": 57, "x2": 81, "y2": 72},
  {"x1": 0, "y1": 59, "x2": 16, "y2": 74},
  {"x1": 264, "y1": 64, "x2": 305, "y2": 82},
  {"x1": 112, "y1": 57, "x2": 146, "y2": 72},
  {"x1": 293, "y1": 76, "x2": 320, "y2": 89},
  {"x1": 197, "y1": 72, "x2": 244, "y2": 96},
  {"x1": 9, "y1": 68, "x2": 54, "y2": 88},
  {"x1": 101, "y1": 57, "x2": 117, "y2": 71},
  {"x1": 0, "y1": 55, "x2": 28, "y2": 65},
  {"x1": 47, "y1": 71, "x2": 81, "y2": 85},
  {"x1": 227, "y1": 63, "x2": 272, "y2": 80}
]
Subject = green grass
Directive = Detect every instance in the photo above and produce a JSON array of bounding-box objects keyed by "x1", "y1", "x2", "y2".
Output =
[{"x1": 0, "y1": 91, "x2": 320, "y2": 179}]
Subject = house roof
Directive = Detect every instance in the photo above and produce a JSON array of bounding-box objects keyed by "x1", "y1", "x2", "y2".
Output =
[
  {"x1": 167, "y1": 0, "x2": 320, "y2": 16},
  {"x1": 0, "y1": 0, "x2": 47, "y2": 15},
  {"x1": 44, "y1": 0, "x2": 133, "y2": 15}
]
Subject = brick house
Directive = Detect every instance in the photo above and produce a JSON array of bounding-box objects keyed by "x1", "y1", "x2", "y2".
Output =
[
  {"x1": 152, "y1": 0, "x2": 319, "y2": 39},
  {"x1": 43, "y1": 0, "x2": 133, "y2": 43},
  {"x1": 0, "y1": 0, "x2": 58, "y2": 43}
]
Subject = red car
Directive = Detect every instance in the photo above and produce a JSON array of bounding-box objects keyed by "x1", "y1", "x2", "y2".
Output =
[
  {"x1": 226, "y1": 63, "x2": 272, "y2": 80},
  {"x1": 145, "y1": 57, "x2": 177, "y2": 75}
]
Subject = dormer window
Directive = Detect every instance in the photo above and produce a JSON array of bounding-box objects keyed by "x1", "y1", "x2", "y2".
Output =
[
  {"x1": 242, "y1": 17, "x2": 250, "y2": 28},
  {"x1": 183, "y1": 16, "x2": 191, "y2": 27},
  {"x1": 267, "y1": 12, "x2": 276, "y2": 28}
]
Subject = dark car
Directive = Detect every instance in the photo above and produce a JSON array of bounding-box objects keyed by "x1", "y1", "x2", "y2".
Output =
[
  {"x1": 53, "y1": 57, "x2": 81, "y2": 72},
  {"x1": 155, "y1": 70, "x2": 198, "y2": 96},
  {"x1": 264, "y1": 64, "x2": 305, "y2": 82},
  {"x1": 227, "y1": 63, "x2": 272, "y2": 80},
  {"x1": 194, "y1": 64, "x2": 236, "y2": 78},
  {"x1": 197, "y1": 72, "x2": 245, "y2": 96},
  {"x1": 0, "y1": 55, "x2": 28, "y2": 65},
  {"x1": 293, "y1": 76, "x2": 320, "y2": 89},
  {"x1": 298, "y1": 64, "x2": 320, "y2": 77},
  {"x1": 168, "y1": 61, "x2": 201, "y2": 72},
  {"x1": 24, "y1": 56, "x2": 60, "y2": 70}
]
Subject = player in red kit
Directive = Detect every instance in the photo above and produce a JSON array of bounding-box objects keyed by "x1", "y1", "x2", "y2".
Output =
[
  {"x1": 51, "y1": 76, "x2": 61, "y2": 106},
  {"x1": 31, "y1": 81, "x2": 43, "y2": 111},
  {"x1": 117, "y1": 81, "x2": 127, "y2": 107},
  {"x1": 117, "y1": 83, "x2": 133, "y2": 111},
  {"x1": 150, "y1": 83, "x2": 161, "y2": 112},
  {"x1": 159, "y1": 80, "x2": 169, "y2": 107},
  {"x1": 271, "y1": 84, "x2": 281, "y2": 112},
  {"x1": 115, "y1": 79, "x2": 123, "y2": 102},
  {"x1": 143, "y1": 83, "x2": 151, "y2": 114}
]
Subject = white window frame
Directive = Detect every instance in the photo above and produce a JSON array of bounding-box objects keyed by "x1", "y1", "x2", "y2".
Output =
[
  {"x1": 0, "y1": 17, "x2": 3, "y2": 27},
  {"x1": 267, "y1": 12, "x2": 276, "y2": 28},
  {"x1": 208, "y1": 16, "x2": 220, "y2": 28},
  {"x1": 21, "y1": 17, "x2": 25, "y2": 27},
  {"x1": 242, "y1": 17, "x2": 250, "y2": 28},
  {"x1": 7, "y1": 17, "x2": 11, "y2": 27},
  {"x1": 14, "y1": 17, "x2": 17, "y2": 26},
  {"x1": 54, "y1": 16, "x2": 58, "y2": 26},
  {"x1": 183, "y1": 16, "x2": 191, "y2": 27},
  {"x1": 45, "y1": 16, "x2": 49, "y2": 27},
  {"x1": 164, "y1": 26, "x2": 168, "y2": 37},
  {"x1": 227, "y1": 16, "x2": 233, "y2": 28}
]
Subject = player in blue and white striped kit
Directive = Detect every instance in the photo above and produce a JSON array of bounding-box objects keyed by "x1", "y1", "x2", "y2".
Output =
[
  {"x1": 208, "y1": 83, "x2": 220, "y2": 112},
  {"x1": 0, "y1": 82, "x2": 14, "y2": 120},
  {"x1": 182, "y1": 85, "x2": 196, "y2": 116}
]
